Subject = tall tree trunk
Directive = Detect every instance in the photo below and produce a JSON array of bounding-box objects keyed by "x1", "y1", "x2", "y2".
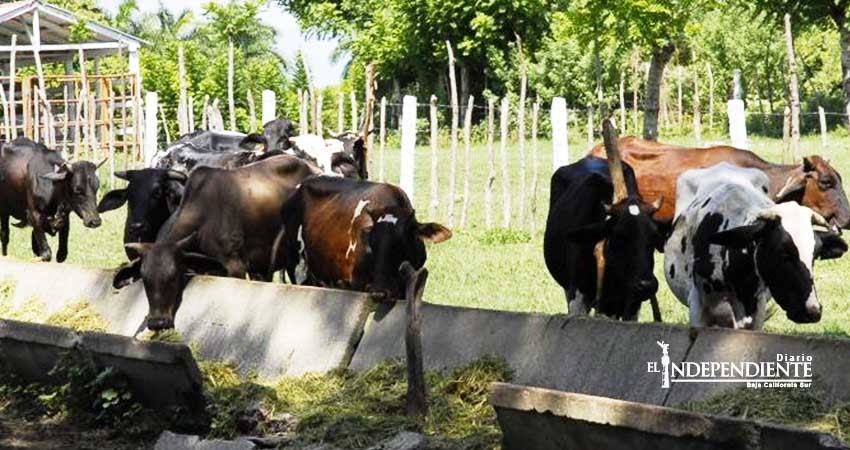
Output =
[{"x1": 643, "y1": 43, "x2": 675, "y2": 140}]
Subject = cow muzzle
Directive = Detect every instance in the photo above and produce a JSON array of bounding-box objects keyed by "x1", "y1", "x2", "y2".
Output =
[
  {"x1": 83, "y1": 214, "x2": 102, "y2": 228},
  {"x1": 634, "y1": 277, "x2": 659, "y2": 300},
  {"x1": 787, "y1": 296, "x2": 822, "y2": 324},
  {"x1": 147, "y1": 315, "x2": 175, "y2": 331}
]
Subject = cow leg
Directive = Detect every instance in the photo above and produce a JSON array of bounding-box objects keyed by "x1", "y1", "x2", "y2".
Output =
[
  {"x1": 0, "y1": 214, "x2": 8, "y2": 256},
  {"x1": 567, "y1": 290, "x2": 589, "y2": 317},
  {"x1": 56, "y1": 223, "x2": 69, "y2": 263},
  {"x1": 687, "y1": 287, "x2": 704, "y2": 327},
  {"x1": 31, "y1": 228, "x2": 51, "y2": 262}
]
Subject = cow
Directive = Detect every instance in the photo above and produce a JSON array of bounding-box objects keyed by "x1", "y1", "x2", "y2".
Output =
[
  {"x1": 588, "y1": 136, "x2": 850, "y2": 231},
  {"x1": 112, "y1": 155, "x2": 319, "y2": 330},
  {"x1": 262, "y1": 118, "x2": 296, "y2": 152},
  {"x1": 150, "y1": 130, "x2": 267, "y2": 172},
  {"x1": 278, "y1": 176, "x2": 451, "y2": 300},
  {"x1": 664, "y1": 163, "x2": 848, "y2": 329},
  {"x1": 97, "y1": 169, "x2": 188, "y2": 259},
  {"x1": 544, "y1": 154, "x2": 664, "y2": 320},
  {"x1": 0, "y1": 137, "x2": 105, "y2": 262},
  {"x1": 283, "y1": 133, "x2": 367, "y2": 179}
]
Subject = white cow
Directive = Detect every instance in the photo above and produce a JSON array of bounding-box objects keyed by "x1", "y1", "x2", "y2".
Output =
[{"x1": 664, "y1": 163, "x2": 846, "y2": 330}]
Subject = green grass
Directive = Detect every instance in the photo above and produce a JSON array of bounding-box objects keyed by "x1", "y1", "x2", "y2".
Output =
[{"x1": 3, "y1": 130, "x2": 850, "y2": 336}]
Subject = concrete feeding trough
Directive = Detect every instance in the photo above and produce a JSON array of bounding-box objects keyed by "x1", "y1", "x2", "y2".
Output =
[
  {"x1": 0, "y1": 319, "x2": 204, "y2": 414},
  {"x1": 490, "y1": 382, "x2": 847, "y2": 450}
]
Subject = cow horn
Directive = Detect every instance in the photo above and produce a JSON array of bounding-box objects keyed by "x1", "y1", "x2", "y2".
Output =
[
  {"x1": 96, "y1": 157, "x2": 108, "y2": 169},
  {"x1": 115, "y1": 170, "x2": 130, "y2": 181},
  {"x1": 601, "y1": 118, "x2": 629, "y2": 204},
  {"x1": 812, "y1": 212, "x2": 830, "y2": 228},
  {"x1": 167, "y1": 170, "x2": 188, "y2": 182}
]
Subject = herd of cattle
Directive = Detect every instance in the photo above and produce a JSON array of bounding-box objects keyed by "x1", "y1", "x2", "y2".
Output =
[
  {"x1": 0, "y1": 115, "x2": 847, "y2": 333},
  {"x1": 545, "y1": 130, "x2": 850, "y2": 330}
]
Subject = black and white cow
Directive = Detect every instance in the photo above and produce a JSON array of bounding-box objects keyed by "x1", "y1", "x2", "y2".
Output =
[{"x1": 665, "y1": 163, "x2": 847, "y2": 329}]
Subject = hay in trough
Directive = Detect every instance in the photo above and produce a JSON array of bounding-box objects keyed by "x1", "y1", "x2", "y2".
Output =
[
  {"x1": 45, "y1": 300, "x2": 108, "y2": 332},
  {"x1": 0, "y1": 280, "x2": 16, "y2": 318},
  {"x1": 197, "y1": 356, "x2": 512, "y2": 449},
  {"x1": 1, "y1": 295, "x2": 48, "y2": 323},
  {"x1": 680, "y1": 382, "x2": 849, "y2": 443},
  {"x1": 137, "y1": 329, "x2": 185, "y2": 343}
]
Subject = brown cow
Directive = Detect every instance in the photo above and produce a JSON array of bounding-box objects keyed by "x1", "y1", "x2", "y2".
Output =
[
  {"x1": 588, "y1": 137, "x2": 850, "y2": 230},
  {"x1": 278, "y1": 176, "x2": 451, "y2": 300}
]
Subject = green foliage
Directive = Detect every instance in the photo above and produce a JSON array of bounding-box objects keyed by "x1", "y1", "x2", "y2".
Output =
[{"x1": 477, "y1": 229, "x2": 533, "y2": 246}]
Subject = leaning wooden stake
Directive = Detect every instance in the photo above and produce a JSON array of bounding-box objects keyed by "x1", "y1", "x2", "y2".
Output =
[
  {"x1": 693, "y1": 68, "x2": 702, "y2": 145},
  {"x1": 446, "y1": 40, "x2": 459, "y2": 228},
  {"x1": 677, "y1": 66, "x2": 683, "y2": 130},
  {"x1": 619, "y1": 72, "x2": 626, "y2": 133},
  {"x1": 818, "y1": 105, "x2": 827, "y2": 151},
  {"x1": 500, "y1": 98, "x2": 511, "y2": 228},
  {"x1": 782, "y1": 106, "x2": 791, "y2": 163},
  {"x1": 460, "y1": 95, "x2": 474, "y2": 228},
  {"x1": 177, "y1": 45, "x2": 188, "y2": 135},
  {"x1": 784, "y1": 14, "x2": 801, "y2": 161},
  {"x1": 429, "y1": 95, "x2": 439, "y2": 220},
  {"x1": 707, "y1": 63, "x2": 715, "y2": 132},
  {"x1": 530, "y1": 99, "x2": 540, "y2": 234},
  {"x1": 350, "y1": 91, "x2": 358, "y2": 132},
  {"x1": 379, "y1": 96, "x2": 387, "y2": 182},
  {"x1": 227, "y1": 39, "x2": 236, "y2": 131},
  {"x1": 400, "y1": 261, "x2": 429, "y2": 418},
  {"x1": 247, "y1": 89, "x2": 256, "y2": 132},
  {"x1": 8, "y1": 34, "x2": 16, "y2": 139},
  {"x1": 485, "y1": 97, "x2": 496, "y2": 229},
  {"x1": 601, "y1": 119, "x2": 628, "y2": 203},
  {"x1": 517, "y1": 35, "x2": 527, "y2": 230}
]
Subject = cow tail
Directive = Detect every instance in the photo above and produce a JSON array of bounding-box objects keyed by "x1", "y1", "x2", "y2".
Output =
[{"x1": 268, "y1": 225, "x2": 286, "y2": 282}]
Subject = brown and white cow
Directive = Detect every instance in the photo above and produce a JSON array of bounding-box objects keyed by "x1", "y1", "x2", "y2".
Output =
[
  {"x1": 277, "y1": 176, "x2": 451, "y2": 300},
  {"x1": 588, "y1": 137, "x2": 850, "y2": 231}
]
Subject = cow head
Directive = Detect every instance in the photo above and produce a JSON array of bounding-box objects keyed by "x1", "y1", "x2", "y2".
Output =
[
  {"x1": 263, "y1": 118, "x2": 296, "y2": 151},
  {"x1": 356, "y1": 207, "x2": 450, "y2": 301},
  {"x1": 98, "y1": 169, "x2": 187, "y2": 249},
  {"x1": 566, "y1": 197, "x2": 663, "y2": 318},
  {"x1": 709, "y1": 203, "x2": 847, "y2": 324},
  {"x1": 775, "y1": 156, "x2": 850, "y2": 231},
  {"x1": 41, "y1": 158, "x2": 106, "y2": 228},
  {"x1": 335, "y1": 132, "x2": 368, "y2": 179},
  {"x1": 113, "y1": 233, "x2": 227, "y2": 331}
]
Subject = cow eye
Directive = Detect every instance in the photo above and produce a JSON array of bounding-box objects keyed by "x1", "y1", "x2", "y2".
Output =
[{"x1": 820, "y1": 179, "x2": 834, "y2": 189}]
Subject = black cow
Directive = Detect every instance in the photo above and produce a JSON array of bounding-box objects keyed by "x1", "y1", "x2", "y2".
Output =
[
  {"x1": 113, "y1": 155, "x2": 320, "y2": 330},
  {"x1": 97, "y1": 169, "x2": 187, "y2": 259},
  {"x1": 0, "y1": 137, "x2": 104, "y2": 262},
  {"x1": 150, "y1": 130, "x2": 267, "y2": 172},
  {"x1": 263, "y1": 118, "x2": 296, "y2": 151},
  {"x1": 279, "y1": 176, "x2": 451, "y2": 300},
  {"x1": 543, "y1": 156, "x2": 663, "y2": 320}
]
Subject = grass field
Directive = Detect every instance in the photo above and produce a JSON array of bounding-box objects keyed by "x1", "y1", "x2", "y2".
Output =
[{"x1": 4, "y1": 128, "x2": 850, "y2": 337}]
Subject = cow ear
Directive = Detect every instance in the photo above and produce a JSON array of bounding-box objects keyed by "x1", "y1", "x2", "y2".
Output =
[
  {"x1": 417, "y1": 222, "x2": 452, "y2": 243},
  {"x1": 803, "y1": 156, "x2": 816, "y2": 172},
  {"x1": 114, "y1": 170, "x2": 132, "y2": 181},
  {"x1": 113, "y1": 259, "x2": 141, "y2": 289},
  {"x1": 709, "y1": 220, "x2": 769, "y2": 248},
  {"x1": 40, "y1": 171, "x2": 68, "y2": 181},
  {"x1": 98, "y1": 189, "x2": 128, "y2": 213},
  {"x1": 175, "y1": 232, "x2": 197, "y2": 251},
  {"x1": 124, "y1": 242, "x2": 153, "y2": 260},
  {"x1": 815, "y1": 231, "x2": 848, "y2": 260},
  {"x1": 183, "y1": 253, "x2": 228, "y2": 277},
  {"x1": 775, "y1": 171, "x2": 812, "y2": 202},
  {"x1": 565, "y1": 222, "x2": 607, "y2": 243},
  {"x1": 165, "y1": 181, "x2": 184, "y2": 212}
]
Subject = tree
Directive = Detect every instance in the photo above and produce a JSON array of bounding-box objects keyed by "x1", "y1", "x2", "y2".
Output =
[
  {"x1": 565, "y1": 0, "x2": 718, "y2": 140},
  {"x1": 751, "y1": 0, "x2": 850, "y2": 107}
]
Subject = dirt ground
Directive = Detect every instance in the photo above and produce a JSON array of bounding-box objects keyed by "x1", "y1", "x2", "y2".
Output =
[{"x1": 0, "y1": 409, "x2": 155, "y2": 450}]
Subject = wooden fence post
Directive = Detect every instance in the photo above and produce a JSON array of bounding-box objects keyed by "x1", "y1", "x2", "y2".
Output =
[
  {"x1": 227, "y1": 38, "x2": 236, "y2": 131},
  {"x1": 8, "y1": 34, "x2": 16, "y2": 139},
  {"x1": 677, "y1": 66, "x2": 683, "y2": 130},
  {"x1": 485, "y1": 97, "x2": 496, "y2": 229},
  {"x1": 400, "y1": 95, "x2": 417, "y2": 201},
  {"x1": 819, "y1": 106, "x2": 828, "y2": 151},
  {"x1": 188, "y1": 96, "x2": 195, "y2": 133},
  {"x1": 337, "y1": 91, "x2": 344, "y2": 134},
  {"x1": 429, "y1": 95, "x2": 439, "y2": 219},
  {"x1": 460, "y1": 95, "x2": 474, "y2": 228},
  {"x1": 530, "y1": 100, "x2": 540, "y2": 234},
  {"x1": 783, "y1": 106, "x2": 791, "y2": 163},
  {"x1": 247, "y1": 89, "x2": 256, "y2": 132},
  {"x1": 446, "y1": 41, "x2": 459, "y2": 228},
  {"x1": 586, "y1": 104, "x2": 593, "y2": 147},
  {"x1": 693, "y1": 69, "x2": 702, "y2": 145},
  {"x1": 379, "y1": 96, "x2": 387, "y2": 182},
  {"x1": 261, "y1": 90, "x2": 276, "y2": 125},
  {"x1": 61, "y1": 86, "x2": 68, "y2": 156},
  {"x1": 619, "y1": 72, "x2": 626, "y2": 133},
  {"x1": 707, "y1": 63, "x2": 715, "y2": 133},
  {"x1": 108, "y1": 97, "x2": 115, "y2": 189},
  {"x1": 784, "y1": 13, "x2": 801, "y2": 161},
  {"x1": 551, "y1": 97, "x2": 568, "y2": 170},
  {"x1": 177, "y1": 45, "x2": 188, "y2": 136},
  {"x1": 399, "y1": 262, "x2": 428, "y2": 418},
  {"x1": 144, "y1": 91, "x2": 158, "y2": 167},
  {"x1": 500, "y1": 97, "x2": 511, "y2": 228},
  {"x1": 350, "y1": 91, "x2": 358, "y2": 132},
  {"x1": 299, "y1": 89, "x2": 308, "y2": 134}
]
